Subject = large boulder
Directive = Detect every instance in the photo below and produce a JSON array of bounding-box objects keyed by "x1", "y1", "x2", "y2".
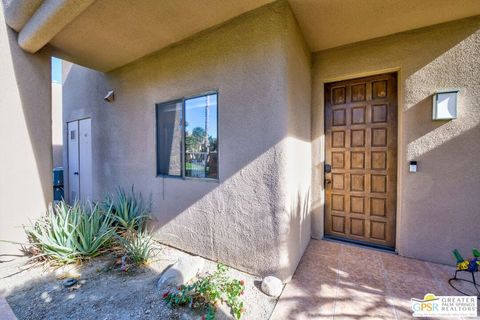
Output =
[
  {"x1": 157, "y1": 256, "x2": 205, "y2": 289},
  {"x1": 261, "y1": 276, "x2": 283, "y2": 297}
]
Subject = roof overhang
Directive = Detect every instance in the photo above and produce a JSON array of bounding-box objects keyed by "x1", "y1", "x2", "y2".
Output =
[
  {"x1": 2, "y1": 0, "x2": 480, "y2": 72},
  {"x1": 288, "y1": 0, "x2": 480, "y2": 53}
]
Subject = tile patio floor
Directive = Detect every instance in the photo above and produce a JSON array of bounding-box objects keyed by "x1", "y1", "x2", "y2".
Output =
[{"x1": 271, "y1": 240, "x2": 479, "y2": 319}]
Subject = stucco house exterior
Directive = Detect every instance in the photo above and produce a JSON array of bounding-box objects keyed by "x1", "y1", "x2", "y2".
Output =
[{"x1": 1, "y1": 0, "x2": 479, "y2": 282}]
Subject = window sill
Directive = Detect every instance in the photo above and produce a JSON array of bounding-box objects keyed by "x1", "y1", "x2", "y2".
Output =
[{"x1": 156, "y1": 175, "x2": 219, "y2": 183}]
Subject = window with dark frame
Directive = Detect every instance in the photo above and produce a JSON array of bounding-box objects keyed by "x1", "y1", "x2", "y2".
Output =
[
  {"x1": 156, "y1": 99, "x2": 183, "y2": 176},
  {"x1": 156, "y1": 92, "x2": 218, "y2": 179}
]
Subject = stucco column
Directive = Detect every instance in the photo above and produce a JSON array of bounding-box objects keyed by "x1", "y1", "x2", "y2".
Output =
[{"x1": 0, "y1": 5, "x2": 52, "y2": 257}]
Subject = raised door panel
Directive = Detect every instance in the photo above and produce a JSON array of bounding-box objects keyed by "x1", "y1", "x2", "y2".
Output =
[{"x1": 324, "y1": 73, "x2": 397, "y2": 247}]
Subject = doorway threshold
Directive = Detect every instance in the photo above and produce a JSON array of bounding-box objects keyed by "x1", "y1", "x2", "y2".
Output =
[{"x1": 323, "y1": 236, "x2": 397, "y2": 254}]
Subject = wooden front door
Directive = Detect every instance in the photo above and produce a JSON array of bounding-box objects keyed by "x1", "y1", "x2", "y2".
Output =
[{"x1": 324, "y1": 73, "x2": 397, "y2": 248}]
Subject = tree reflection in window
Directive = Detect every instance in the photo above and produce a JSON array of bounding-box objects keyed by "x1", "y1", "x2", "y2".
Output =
[{"x1": 184, "y1": 93, "x2": 218, "y2": 179}]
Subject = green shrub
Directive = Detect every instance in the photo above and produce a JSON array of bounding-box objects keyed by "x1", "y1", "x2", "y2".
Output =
[
  {"x1": 25, "y1": 201, "x2": 115, "y2": 264},
  {"x1": 104, "y1": 186, "x2": 150, "y2": 232},
  {"x1": 164, "y1": 264, "x2": 246, "y2": 319},
  {"x1": 70, "y1": 203, "x2": 115, "y2": 257},
  {"x1": 22, "y1": 186, "x2": 154, "y2": 266},
  {"x1": 117, "y1": 229, "x2": 156, "y2": 266}
]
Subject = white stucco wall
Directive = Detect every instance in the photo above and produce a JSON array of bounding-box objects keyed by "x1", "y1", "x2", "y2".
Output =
[
  {"x1": 63, "y1": 2, "x2": 311, "y2": 280},
  {"x1": 0, "y1": 3, "x2": 51, "y2": 256}
]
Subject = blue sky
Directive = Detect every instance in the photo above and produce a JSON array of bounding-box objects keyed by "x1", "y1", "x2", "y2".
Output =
[
  {"x1": 51, "y1": 57, "x2": 61, "y2": 83},
  {"x1": 185, "y1": 94, "x2": 218, "y2": 139},
  {"x1": 50, "y1": 58, "x2": 217, "y2": 139}
]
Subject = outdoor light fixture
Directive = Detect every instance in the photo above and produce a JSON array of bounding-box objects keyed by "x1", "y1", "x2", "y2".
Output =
[
  {"x1": 432, "y1": 90, "x2": 458, "y2": 120},
  {"x1": 409, "y1": 161, "x2": 417, "y2": 173},
  {"x1": 104, "y1": 90, "x2": 115, "y2": 102}
]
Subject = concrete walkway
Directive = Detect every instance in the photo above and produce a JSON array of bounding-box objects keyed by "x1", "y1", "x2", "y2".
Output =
[{"x1": 271, "y1": 240, "x2": 477, "y2": 319}]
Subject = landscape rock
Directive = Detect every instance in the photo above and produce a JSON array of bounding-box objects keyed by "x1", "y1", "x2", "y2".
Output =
[
  {"x1": 53, "y1": 265, "x2": 81, "y2": 279},
  {"x1": 261, "y1": 276, "x2": 283, "y2": 297},
  {"x1": 62, "y1": 278, "x2": 78, "y2": 288},
  {"x1": 157, "y1": 256, "x2": 205, "y2": 289}
]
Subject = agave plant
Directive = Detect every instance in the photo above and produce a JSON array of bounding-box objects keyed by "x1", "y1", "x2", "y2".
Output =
[
  {"x1": 104, "y1": 186, "x2": 151, "y2": 232},
  {"x1": 25, "y1": 202, "x2": 78, "y2": 263},
  {"x1": 25, "y1": 201, "x2": 115, "y2": 264},
  {"x1": 70, "y1": 203, "x2": 115, "y2": 257},
  {"x1": 118, "y1": 229, "x2": 157, "y2": 265}
]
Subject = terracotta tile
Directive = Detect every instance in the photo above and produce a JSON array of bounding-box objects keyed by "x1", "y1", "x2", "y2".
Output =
[
  {"x1": 382, "y1": 254, "x2": 433, "y2": 279},
  {"x1": 295, "y1": 260, "x2": 338, "y2": 283},
  {"x1": 270, "y1": 298, "x2": 335, "y2": 320},
  {"x1": 422, "y1": 262, "x2": 480, "y2": 298},
  {"x1": 337, "y1": 279, "x2": 387, "y2": 297},
  {"x1": 386, "y1": 272, "x2": 447, "y2": 320},
  {"x1": 294, "y1": 249, "x2": 338, "y2": 283},
  {"x1": 445, "y1": 276, "x2": 480, "y2": 297},
  {"x1": 307, "y1": 240, "x2": 341, "y2": 258},
  {"x1": 305, "y1": 250, "x2": 339, "y2": 264},
  {"x1": 340, "y1": 248, "x2": 383, "y2": 266},
  {"x1": 272, "y1": 240, "x2": 475, "y2": 320},
  {"x1": 336, "y1": 261, "x2": 387, "y2": 295},
  {"x1": 337, "y1": 271, "x2": 387, "y2": 293},
  {"x1": 387, "y1": 272, "x2": 444, "y2": 299},
  {"x1": 284, "y1": 277, "x2": 338, "y2": 300},
  {"x1": 335, "y1": 285, "x2": 396, "y2": 319},
  {"x1": 386, "y1": 296, "x2": 412, "y2": 320},
  {"x1": 337, "y1": 259, "x2": 386, "y2": 291},
  {"x1": 425, "y1": 261, "x2": 456, "y2": 283},
  {"x1": 340, "y1": 243, "x2": 384, "y2": 258},
  {"x1": 271, "y1": 282, "x2": 336, "y2": 320}
]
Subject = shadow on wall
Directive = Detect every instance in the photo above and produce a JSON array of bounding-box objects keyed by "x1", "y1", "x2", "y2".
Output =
[
  {"x1": 60, "y1": 66, "x2": 312, "y2": 280},
  {"x1": 5, "y1": 22, "x2": 52, "y2": 205},
  {"x1": 311, "y1": 17, "x2": 480, "y2": 265},
  {"x1": 143, "y1": 139, "x2": 311, "y2": 281},
  {"x1": 400, "y1": 23, "x2": 480, "y2": 265},
  {"x1": 60, "y1": 62, "x2": 109, "y2": 205},
  {"x1": 272, "y1": 189, "x2": 311, "y2": 279},
  {"x1": 401, "y1": 122, "x2": 480, "y2": 264},
  {"x1": 60, "y1": 2, "x2": 311, "y2": 281},
  {"x1": 61, "y1": 64, "x2": 313, "y2": 279},
  {"x1": 0, "y1": 14, "x2": 52, "y2": 256}
]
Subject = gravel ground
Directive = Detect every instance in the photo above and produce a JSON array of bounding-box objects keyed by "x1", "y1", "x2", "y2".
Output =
[{"x1": 0, "y1": 244, "x2": 279, "y2": 320}]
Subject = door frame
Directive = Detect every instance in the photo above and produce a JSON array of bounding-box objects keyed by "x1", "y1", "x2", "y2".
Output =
[
  {"x1": 320, "y1": 69, "x2": 402, "y2": 251},
  {"x1": 66, "y1": 117, "x2": 92, "y2": 203}
]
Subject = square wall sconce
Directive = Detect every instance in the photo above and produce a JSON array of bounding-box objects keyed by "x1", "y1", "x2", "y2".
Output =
[{"x1": 432, "y1": 90, "x2": 458, "y2": 120}]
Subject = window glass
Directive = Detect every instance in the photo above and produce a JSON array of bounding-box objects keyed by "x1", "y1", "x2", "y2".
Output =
[
  {"x1": 184, "y1": 93, "x2": 218, "y2": 179},
  {"x1": 156, "y1": 100, "x2": 183, "y2": 176}
]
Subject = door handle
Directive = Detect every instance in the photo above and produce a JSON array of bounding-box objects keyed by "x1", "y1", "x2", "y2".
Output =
[
  {"x1": 74, "y1": 172, "x2": 79, "y2": 175},
  {"x1": 325, "y1": 178, "x2": 331, "y2": 188}
]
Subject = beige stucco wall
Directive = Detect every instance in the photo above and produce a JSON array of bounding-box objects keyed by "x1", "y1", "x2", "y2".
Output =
[
  {"x1": 312, "y1": 17, "x2": 480, "y2": 265},
  {"x1": 63, "y1": 2, "x2": 311, "y2": 280},
  {"x1": 282, "y1": 8, "x2": 312, "y2": 278},
  {"x1": 0, "y1": 4, "x2": 52, "y2": 256}
]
